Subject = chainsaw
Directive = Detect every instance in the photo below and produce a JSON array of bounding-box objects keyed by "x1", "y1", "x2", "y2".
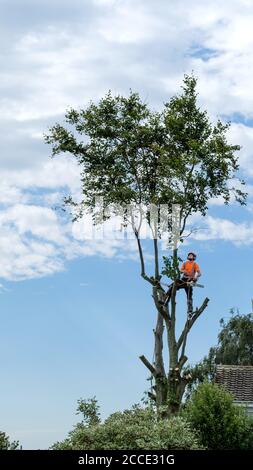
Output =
[
  {"x1": 186, "y1": 281, "x2": 204, "y2": 288},
  {"x1": 158, "y1": 280, "x2": 204, "y2": 289}
]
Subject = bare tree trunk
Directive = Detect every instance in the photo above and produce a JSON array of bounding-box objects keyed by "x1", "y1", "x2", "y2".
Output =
[
  {"x1": 140, "y1": 278, "x2": 209, "y2": 416},
  {"x1": 153, "y1": 311, "x2": 167, "y2": 413},
  {"x1": 165, "y1": 248, "x2": 182, "y2": 414},
  {"x1": 136, "y1": 232, "x2": 209, "y2": 416},
  {"x1": 152, "y1": 238, "x2": 167, "y2": 412}
]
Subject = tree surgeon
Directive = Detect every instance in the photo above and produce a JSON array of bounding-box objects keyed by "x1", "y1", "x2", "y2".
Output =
[{"x1": 159, "y1": 251, "x2": 201, "y2": 318}]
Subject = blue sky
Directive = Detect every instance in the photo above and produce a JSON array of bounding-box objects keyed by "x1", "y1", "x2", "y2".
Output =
[{"x1": 1, "y1": 0, "x2": 253, "y2": 449}]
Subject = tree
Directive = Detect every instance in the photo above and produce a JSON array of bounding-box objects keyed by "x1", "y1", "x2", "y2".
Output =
[
  {"x1": 0, "y1": 431, "x2": 20, "y2": 450},
  {"x1": 216, "y1": 309, "x2": 253, "y2": 365},
  {"x1": 186, "y1": 308, "x2": 253, "y2": 396},
  {"x1": 51, "y1": 398, "x2": 203, "y2": 450},
  {"x1": 45, "y1": 74, "x2": 246, "y2": 415}
]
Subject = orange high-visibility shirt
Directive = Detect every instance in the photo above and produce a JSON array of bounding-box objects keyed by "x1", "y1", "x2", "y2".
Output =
[{"x1": 180, "y1": 260, "x2": 200, "y2": 277}]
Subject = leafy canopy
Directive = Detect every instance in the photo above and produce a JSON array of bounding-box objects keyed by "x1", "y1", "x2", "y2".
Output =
[
  {"x1": 216, "y1": 309, "x2": 253, "y2": 365},
  {"x1": 45, "y1": 75, "x2": 246, "y2": 231}
]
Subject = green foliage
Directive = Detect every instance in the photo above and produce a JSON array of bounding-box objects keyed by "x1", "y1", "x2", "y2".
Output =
[
  {"x1": 184, "y1": 382, "x2": 253, "y2": 449},
  {"x1": 45, "y1": 75, "x2": 246, "y2": 230},
  {"x1": 51, "y1": 400, "x2": 203, "y2": 450},
  {"x1": 186, "y1": 309, "x2": 253, "y2": 396},
  {"x1": 216, "y1": 309, "x2": 253, "y2": 365},
  {"x1": 161, "y1": 255, "x2": 182, "y2": 281},
  {"x1": 76, "y1": 397, "x2": 100, "y2": 426},
  {"x1": 0, "y1": 431, "x2": 20, "y2": 450},
  {"x1": 185, "y1": 348, "x2": 217, "y2": 399}
]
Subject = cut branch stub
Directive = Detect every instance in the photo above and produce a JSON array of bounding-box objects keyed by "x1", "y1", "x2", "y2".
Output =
[{"x1": 139, "y1": 354, "x2": 157, "y2": 377}]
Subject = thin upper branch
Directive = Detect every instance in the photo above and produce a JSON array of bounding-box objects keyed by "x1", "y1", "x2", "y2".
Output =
[
  {"x1": 177, "y1": 297, "x2": 210, "y2": 352},
  {"x1": 190, "y1": 296, "x2": 210, "y2": 326},
  {"x1": 135, "y1": 231, "x2": 154, "y2": 285},
  {"x1": 153, "y1": 238, "x2": 160, "y2": 279},
  {"x1": 180, "y1": 208, "x2": 191, "y2": 235},
  {"x1": 131, "y1": 206, "x2": 154, "y2": 286}
]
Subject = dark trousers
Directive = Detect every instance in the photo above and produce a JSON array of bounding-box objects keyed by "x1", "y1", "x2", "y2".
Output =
[{"x1": 164, "y1": 277, "x2": 193, "y2": 313}]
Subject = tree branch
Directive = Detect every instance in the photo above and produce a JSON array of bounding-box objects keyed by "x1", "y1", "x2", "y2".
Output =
[
  {"x1": 148, "y1": 391, "x2": 157, "y2": 402},
  {"x1": 177, "y1": 297, "x2": 210, "y2": 352},
  {"x1": 180, "y1": 329, "x2": 188, "y2": 365},
  {"x1": 180, "y1": 161, "x2": 195, "y2": 236},
  {"x1": 153, "y1": 238, "x2": 159, "y2": 279},
  {"x1": 134, "y1": 230, "x2": 154, "y2": 285},
  {"x1": 139, "y1": 355, "x2": 157, "y2": 377},
  {"x1": 152, "y1": 287, "x2": 171, "y2": 329},
  {"x1": 190, "y1": 297, "x2": 210, "y2": 326},
  {"x1": 178, "y1": 355, "x2": 188, "y2": 370},
  {"x1": 170, "y1": 248, "x2": 178, "y2": 324},
  {"x1": 180, "y1": 206, "x2": 194, "y2": 236}
]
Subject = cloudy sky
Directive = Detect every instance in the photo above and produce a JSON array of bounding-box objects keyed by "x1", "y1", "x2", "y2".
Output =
[{"x1": 1, "y1": 0, "x2": 253, "y2": 449}]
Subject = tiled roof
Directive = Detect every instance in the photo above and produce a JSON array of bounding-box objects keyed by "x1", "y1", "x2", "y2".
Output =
[{"x1": 215, "y1": 365, "x2": 253, "y2": 401}]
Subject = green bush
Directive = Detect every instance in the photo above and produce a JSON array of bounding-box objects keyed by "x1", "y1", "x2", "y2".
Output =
[
  {"x1": 183, "y1": 381, "x2": 253, "y2": 450},
  {"x1": 52, "y1": 400, "x2": 203, "y2": 450}
]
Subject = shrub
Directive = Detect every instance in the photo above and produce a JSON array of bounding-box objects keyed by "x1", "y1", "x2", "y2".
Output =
[
  {"x1": 183, "y1": 381, "x2": 253, "y2": 449},
  {"x1": 52, "y1": 400, "x2": 203, "y2": 450}
]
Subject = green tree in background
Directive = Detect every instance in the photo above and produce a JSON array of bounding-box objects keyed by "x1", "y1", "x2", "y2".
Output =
[
  {"x1": 216, "y1": 309, "x2": 253, "y2": 365},
  {"x1": 45, "y1": 75, "x2": 246, "y2": 415},
  {"x1": 186, "y1": 308, "x2": 253, "y2": 396},
  {"x1": 0, "y1": 431, "x2": 19, "y2": 450}
]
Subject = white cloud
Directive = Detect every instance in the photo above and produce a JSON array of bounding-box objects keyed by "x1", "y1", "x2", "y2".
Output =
[
  {"x1": 227, "y1": 123, "x2": 253, "y2": 177},
  {"x1": 0, "y1": 197, "x2": 141, "y2": 281},
  {"x1": 1, "y1": 156, "x2": 81, "y2": 193},
  {"x1": 0, "y1": 224, "x2": 62, "y2": 280},
  {"x1": 2, "y1": 0, "x2": 253, "y2": 281},
  {"x1": 190, "y1": 215, "x2": 253, "y2": 246},
  {"x1": 0, "y1": 183, "x2": 26, "y2": 205},
  {"x1": 97, "y1": 3, "x2": 161, "y2": 44},
  {"x1": 2, "y1": 0, "x2": 253, "y2": 125},
  {"x1": 0, "y1": 204, "x2": 68, "y2": 245},
  {"x1": 93, "y1": 0, "x2": 117, "y2": 5}
]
